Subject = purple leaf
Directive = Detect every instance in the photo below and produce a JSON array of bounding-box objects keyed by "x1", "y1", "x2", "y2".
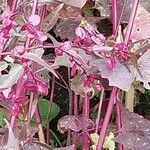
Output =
[
  {"x1": 58, "y1": 0, "x2": 86, "y2": 8},
  {"x1": 23, "y1": 142, "x2": 53, "y2": 150},
  {"x1": 0, "y1": 119, "x2": 19, "y2": 150},
  {"x1": 54, "y1": 18, "x2": 80, "y2": 40},
  {"x1": 21, "y1": 52, "x2": 58, "y2": 78},
  {"x1": 114, "y1": 106, "x2": 150, "y2": 150},
  {"x1": 71, "y1": 73, "x2": 84, "y2": 96},
  {"x1": 57, "y1": 115, "x2": 94, "y2": 133},
  {"x1": 95, "y1": 0, "x2": 150, "y2": 22},
  {"x1": 92, "y1": 59, "x2": 135, "y2": 91},
  {"x1": 43, "y1": 3, "x2": 64, "y2": 32}
]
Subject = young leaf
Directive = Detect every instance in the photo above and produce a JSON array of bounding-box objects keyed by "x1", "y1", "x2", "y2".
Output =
[
  {"x1": 103, "y1": 132, "x2": 115, "y2": 150},
  {"x1": 21, "y1": 52, "x2": 58, "y2": 78},
  {"x1": 114, "y1": 106, "x2": 150, "y2": 150}
]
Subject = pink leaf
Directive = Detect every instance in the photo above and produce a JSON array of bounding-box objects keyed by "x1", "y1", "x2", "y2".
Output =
[{"x1": 114, "y1": 106, "x2": 150, "y2": 150}]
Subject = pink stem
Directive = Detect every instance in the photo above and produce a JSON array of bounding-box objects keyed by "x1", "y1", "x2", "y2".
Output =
[
  {"x1": 114, "y1": 0, "x2": 126, "y2": 39},
  {"x1": 111, "y1": 0, "x2": 118, "y2": 35},
  {"x1": 116, "y1": 89, "x2": 123, "y2": 150},
  {"x1": 124, "y1": 0, "x2": 139, "y2": 45},
  {"x1": 95, "y1": 88, "x2": 104, "y2": 133},
  {"x1": 35, "y1": 107, "x2": 41, "y2": 124},
  {"x1": 38, "y1": 5, "x2": 46, "y2": 31},
  {"x1": 11, "y1": 0, "x2": 18, "y2": 12},
  {"x1": 82, "y1": 94, "x2": 90, "y2": 150},
  {"x1": 96, "y1": 87, "x2": 117, "y2": 150},
  {"x1": 10, "y1": 75, "x2": 25, "y2": 127},
  {"x1": 27, "y1": 92, "x2": 34, "y2": 125},
  {"x1": 32, "y1": 0, "x2": 38, "y2": 15}
]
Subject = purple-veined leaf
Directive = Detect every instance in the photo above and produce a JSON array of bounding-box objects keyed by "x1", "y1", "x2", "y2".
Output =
[
  {"x1": 92, "y1": 59, "x2": 135, "y2": 91},
  {"x1": 57, "y1": 0, "x2": 86, "y2": 8},
  {"x1": 21, "y1": 52, "x2": 58, "y2": 78},
  {"x1": 43, "y1": 3, "x2": 64, "y2": 32},
  {"x1": 57, "y1": 115, "x2": 94, "y2": 133},
  {"x1": 114, "y1": 106, "x2": 150, "y2": 150}
]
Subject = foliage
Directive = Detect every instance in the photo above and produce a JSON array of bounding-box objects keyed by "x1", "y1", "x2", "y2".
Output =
[{"x1": 0, "y1": 0, "x2": 149, "y2": 150}]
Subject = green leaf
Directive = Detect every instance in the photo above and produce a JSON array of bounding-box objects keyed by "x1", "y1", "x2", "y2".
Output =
[
  {"x1": 0, "y1": 61, "x2": 8, "y2": 72},
  {"x1": 0, "y1": 112, "x2": 4, "y2": 127},
  {"x1": 38, "y1": 98, "x2": 60, "y2": 127},
  {"x1": 0, "y1": 63, "x2": 24, "y2": 89}
]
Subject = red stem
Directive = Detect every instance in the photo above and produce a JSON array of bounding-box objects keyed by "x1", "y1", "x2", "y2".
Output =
[
  {"x1": 96, "y1": 87, "x2": 117, "y2": 150},
  {"x1": 11, "y1": 0, "x2": 18, "y2": 12},
  {"x1": 95, "y1": 88, "x2": 104, "y2": 133},
  {"x1": 111, "y1": 0, "x2": 118, "y2": 35},
  {"x1": 116, "y1": 89, "x2": 123, "y2": 150},
  {"x1": 82, "y1": 94, "x2": 90, "y2": 150},
  {"x1": 32, "y1": 0, "x2": 38, "y2": 15}
]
